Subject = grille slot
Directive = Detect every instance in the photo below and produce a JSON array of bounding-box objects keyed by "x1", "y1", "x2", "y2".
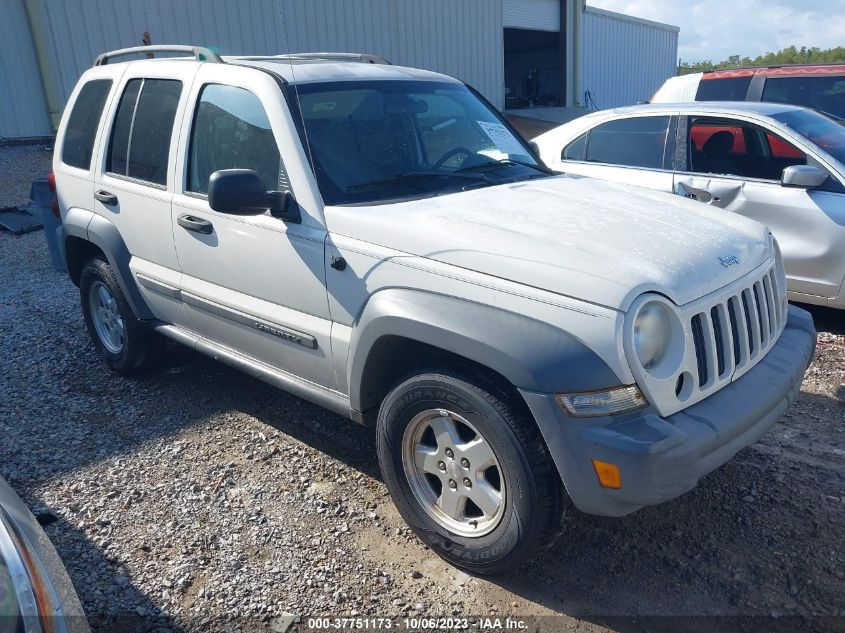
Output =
[
  {"x1": 691, "y1": 314, "x2": 708, "y2": 387},
  {"x1": 741, "y1": 290, "x2": 756, "y2": 355},
  {"x1": 727, "y1": 297, "x2": 742, "y2": 365},
  {"x1": 710, "y1": 306, "x2": 727, "y2": 378}
]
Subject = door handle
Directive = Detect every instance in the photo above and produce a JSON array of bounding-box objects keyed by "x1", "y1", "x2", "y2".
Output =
[
  {"x1": 94, "y1": 190, "x2": 118, "y2": 206},
  {"x1": 177, "y1": 214, "x2": 214, "y2": 235}
]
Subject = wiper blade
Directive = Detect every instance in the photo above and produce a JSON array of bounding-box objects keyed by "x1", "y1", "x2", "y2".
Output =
[
  {"x1": 346, "y1": 171, "x2": 487, "y2": 192},
  {"x1": 457, "y1": 158, "x2": 555, "y2": 175}
]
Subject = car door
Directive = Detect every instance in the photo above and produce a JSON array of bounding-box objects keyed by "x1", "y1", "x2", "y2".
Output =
[
  {"x1": 551, "y1": 114, "x2": 676, "y2": 193},
  {"x1": 171, "y1": 64, "x2": 336, "y2": 390},
  {"x1": 674, "y1": 114, "x2": 845, "y2": 301},
  {"x1": 93, "y1": 62, "x2": 195, "y2": 328}
]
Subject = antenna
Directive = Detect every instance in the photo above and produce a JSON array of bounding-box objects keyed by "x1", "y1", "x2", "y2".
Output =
[{"x1": 275, "y1": 1, "x2": 316, "y2": 173}]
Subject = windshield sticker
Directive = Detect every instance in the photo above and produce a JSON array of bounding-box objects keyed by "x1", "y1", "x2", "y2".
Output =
[
  {"x1": 476, "y1": 121, "x2": 526, "y2": 156},
  {"x1": 313, "y1": 101, "x2": 337, "y2": 113}
]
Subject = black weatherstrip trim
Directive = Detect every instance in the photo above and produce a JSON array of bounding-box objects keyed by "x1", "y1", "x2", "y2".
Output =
[{"x1": 674, "y1": 115, "x2": 689, "y2": 171}]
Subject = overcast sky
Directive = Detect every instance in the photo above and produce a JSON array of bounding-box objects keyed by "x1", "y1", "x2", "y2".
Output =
[{"x1": 588, "y1": 0, "x2": 845, "y2": 64}]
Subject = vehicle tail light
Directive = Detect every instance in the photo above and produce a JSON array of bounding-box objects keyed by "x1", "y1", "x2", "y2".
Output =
[{"x1": 47, "y1": 171, "x2": 60, "y2": 218}]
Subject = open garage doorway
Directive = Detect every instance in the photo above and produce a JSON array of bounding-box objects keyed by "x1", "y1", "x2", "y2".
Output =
[{"x1": 504, "y1": 28, "x2": 563, "y2": 109}]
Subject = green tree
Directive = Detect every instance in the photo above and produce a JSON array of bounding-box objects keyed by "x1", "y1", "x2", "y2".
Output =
[{"x1": 678, "y1": 44, "x2": 845, "y2": 75}]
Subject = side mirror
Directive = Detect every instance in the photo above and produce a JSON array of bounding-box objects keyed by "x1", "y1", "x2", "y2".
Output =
[
  {"x1": 208, "y1": 169, "x2": 300, "y2": 222},
  {"x1": 781, "y1": 165, "x2": 828, "y2": 189}
]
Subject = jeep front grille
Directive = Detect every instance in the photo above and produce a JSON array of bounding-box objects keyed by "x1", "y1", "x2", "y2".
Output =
[
  {"x1": 689, "y1": 267, "x2": 784, "y2": 389},
  {"x1": 626, "y1": 258, "x2": 787, "y2": 418}
]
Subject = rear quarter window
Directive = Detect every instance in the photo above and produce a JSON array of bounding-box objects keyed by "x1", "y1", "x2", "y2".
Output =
[
  {"x1": 61, "y1": 79, "x2": 112, "y2": 170},
  {"x1": 695, "y1": 77, "x2": 752, "y2": 101},
  {"x1": 562, "y1": 133, "x2": 586, "y2": 161}
]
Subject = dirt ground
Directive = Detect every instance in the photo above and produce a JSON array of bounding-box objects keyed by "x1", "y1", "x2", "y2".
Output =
[{"x1": 1, "y1": 145, "x2": 843, "y2": 633}]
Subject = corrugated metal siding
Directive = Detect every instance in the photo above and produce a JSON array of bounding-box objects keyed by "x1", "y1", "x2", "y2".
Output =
[
  {"x1": 0, "y1": 0, "x2": 52, "y2": 139},
  {"x1": 503, "y1": 0, "x2": 559, "y2": 31},
  {"x1": 580, "y1": 6, "x2": 678, "y2": 109},
  {"x1": 1, "y1": 0, "x2": 504, "y2": 138}
]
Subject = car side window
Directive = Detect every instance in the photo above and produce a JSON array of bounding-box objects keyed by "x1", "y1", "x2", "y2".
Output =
[
  {"x1": 761, "y1": 76, "x2": 845, "y2": 121},
  {"x1": 187, "y1": 84, "x2": 281, "y2": 195},
  {"x1": 61, "y1": 79, "x2": 112, "y2": 170},
  {"x1": 585, "y1": 116, "x2": 670, "y2": 169},
  {"x1": 694, "y1": 76, "x2": 752, "y2": 101},
  {"x1": 687, "y1": 117, "x2": 809, "y2": 182},
  {"x1": 107, "y1": 78, "x2": 182, "y2": 186},
  {"x1": 561, "y1": 133, "x2": 586, "y2": 161}
]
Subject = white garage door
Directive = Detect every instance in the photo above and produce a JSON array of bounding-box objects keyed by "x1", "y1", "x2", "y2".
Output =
[{"x1": 503, "y1": 0, "x2": 560, "y2": 31}]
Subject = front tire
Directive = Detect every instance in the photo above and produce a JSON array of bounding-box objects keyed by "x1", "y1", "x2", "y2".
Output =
[
  {"x1": 376, "y1": 366, "x2": 566, "y2": 575},
  {"x1": 79, "y1": 257, "x2": 161, "y2": 375}
]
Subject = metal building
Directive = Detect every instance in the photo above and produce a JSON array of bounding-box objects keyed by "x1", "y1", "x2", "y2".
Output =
[
  {"x1": 580, "y1": 6, "x2": 680, "y2": 110},
  {"x1": 0, "y1": 0, "x2": 678, "y2": 140}
]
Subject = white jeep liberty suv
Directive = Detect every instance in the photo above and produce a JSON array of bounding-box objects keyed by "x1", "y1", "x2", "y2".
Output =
[{"x1": 52, "y1": 46, "x2": 816, "y2": 574}]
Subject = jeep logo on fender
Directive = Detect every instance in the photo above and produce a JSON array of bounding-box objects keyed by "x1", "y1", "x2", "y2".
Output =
[{"x1": 719, "y1": 255, "x2": 740, "y2": 267}]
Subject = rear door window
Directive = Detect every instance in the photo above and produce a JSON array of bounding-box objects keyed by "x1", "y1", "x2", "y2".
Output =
[
  {"x1": 585, "y1": 116, "x2": 671, "y2": 169},
  {"x1": 107, "y1": 78, "x2": 183, "y2": 186},
  {"x1": 695, "y1": 76, "x2": 752, "y2": 101},
  {"x1": 61, "y1": 79, "x2": 112, "y2": 170},
  {"x1": 761, "y1": 75, "x2": 845, "y2": 120}
]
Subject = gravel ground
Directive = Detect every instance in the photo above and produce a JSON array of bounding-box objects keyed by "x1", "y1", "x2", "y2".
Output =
[
  {"x1": 1, "y1": 146, "x2": 843, "y2": 633},
  {"x1": 0, "y1": 143, "x2": 53, "y2": 208}
]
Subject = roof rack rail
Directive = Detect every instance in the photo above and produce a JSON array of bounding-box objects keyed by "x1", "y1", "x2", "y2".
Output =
[
  {"x1": 94, "y1": 45, "x2": 223, "y2": 66},
  {"x1": 271, "y1": 52, "x2": 391, "y2": 65}
]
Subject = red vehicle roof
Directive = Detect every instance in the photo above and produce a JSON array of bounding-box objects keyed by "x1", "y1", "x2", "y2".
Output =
[{"x1": 701, "y1": 64, "x2": 845, "y2": 80}]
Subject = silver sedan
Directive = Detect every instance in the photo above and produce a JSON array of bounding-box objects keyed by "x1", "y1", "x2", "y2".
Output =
[{"x1": 534, "y1": 102, "x2": 845, "y2": 310}]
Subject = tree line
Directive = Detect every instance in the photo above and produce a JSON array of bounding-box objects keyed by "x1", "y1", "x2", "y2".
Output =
[{"x1": 679, "y1": 45, "x2": 845, "y2": 75}]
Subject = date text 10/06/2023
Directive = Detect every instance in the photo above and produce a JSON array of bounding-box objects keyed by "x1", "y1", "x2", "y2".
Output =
[{"x1": 306, "y1": 617, "x2": 528, "y2": 630}]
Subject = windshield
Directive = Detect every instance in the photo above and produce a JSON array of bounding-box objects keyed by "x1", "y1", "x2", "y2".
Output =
[
  {"x1": 772, "y1": 109, "x2": 845, "y2": 165},
  {"x1": 292, "y1": 80, "x2": 546, "y2": 205}
]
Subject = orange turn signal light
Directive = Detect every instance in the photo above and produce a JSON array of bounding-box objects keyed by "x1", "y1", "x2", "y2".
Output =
[{"x1": 592, "y1": 459, "x2": 622, "y2": 489}]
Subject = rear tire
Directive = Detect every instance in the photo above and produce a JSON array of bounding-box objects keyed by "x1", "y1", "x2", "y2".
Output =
[
  {"x1": 79, "y1": 257, "x2": 161, "y2": 375},
  {"x1": 376, "y1": 366, "x2": 567, "y2": 575}
]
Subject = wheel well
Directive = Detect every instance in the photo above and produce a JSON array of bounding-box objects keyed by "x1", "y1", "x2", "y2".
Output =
[
  {"x1": 357, "y1": 336, "x2": 532, "y2": 425},
  {"x1": 65, "y1": 236, "x2": 105, "y2": 286}
]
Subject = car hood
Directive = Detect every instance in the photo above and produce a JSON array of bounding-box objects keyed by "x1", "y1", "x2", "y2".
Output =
[{"x1": 324, "y1": 175, "x2": 772, "y2": 311}]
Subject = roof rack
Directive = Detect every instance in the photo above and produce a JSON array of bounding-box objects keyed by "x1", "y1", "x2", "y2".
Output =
[
  {"x1": 94, "y1": 45, "x2": 223, "y2": 66},
  {"x1": 269, "y1": 52, "x2": 391, "y2": 65}
]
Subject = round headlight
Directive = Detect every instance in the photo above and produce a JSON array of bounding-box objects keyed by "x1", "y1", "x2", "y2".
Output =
[{"x1": 634, "y1": 301, "x2": 672, "y2": 370}]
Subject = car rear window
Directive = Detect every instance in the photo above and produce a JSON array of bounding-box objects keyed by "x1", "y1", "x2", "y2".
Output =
[
  {"x1": 61, "y1": 79, "x2": 112, "y2": 170},
  {"x1": 695, "y1": 77, "x2": 752, "y2": 101},
  {"x1": 585, "y1": 116, "x2": 671, "y2": 169},
  {"x1": 761, "y1": 75, "x2": 845, "y2": 121},
  {"x1": 107, "y1": 78, "x2": 182, "y2": 186}
]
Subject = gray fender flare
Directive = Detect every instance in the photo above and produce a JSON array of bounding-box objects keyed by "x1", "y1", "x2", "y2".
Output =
[
  {"x1": 347, "y1": 288, "x2": 621, "y2": 413},
  {"x1": 63, "y1": 208, "x2": 154, "y2": 320}
]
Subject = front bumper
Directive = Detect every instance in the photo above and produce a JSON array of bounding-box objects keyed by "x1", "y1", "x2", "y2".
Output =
[{"x1": 521, "y1": 304, "x2": 816, "y2": 517}]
